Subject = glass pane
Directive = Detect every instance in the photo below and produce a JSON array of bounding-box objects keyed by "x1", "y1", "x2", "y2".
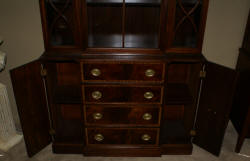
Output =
[
  {"x1": 46, "y1": 0, "x2": 75, "y2": 46},
  {"x1": 87, "y1": 0, "x2": 123, "y2": 48},
  {"x1": 125, "y1": 0, "x2": 161, "y2": 48},
  {"x1": 173, "y1": 0, "x2": 202, "y2": 48}
]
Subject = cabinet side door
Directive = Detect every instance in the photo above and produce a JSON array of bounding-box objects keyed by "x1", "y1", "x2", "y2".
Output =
[
  {"x1": 193, "y1": 62, "x2": 237, "y2": 156},
  {"x1": 10, "y1": 60, "x2": 51, "y2": 157}
]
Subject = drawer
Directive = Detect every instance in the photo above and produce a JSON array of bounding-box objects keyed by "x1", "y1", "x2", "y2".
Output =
[
  {"x1": 83, "y1": 85, "x2": 163, "y2": 104},
  {"x1": 81, "y1": 62, "x2": 165, "y2": 82},
  {"x1": 85, "y1": 105, "x2": 161, "y2": 126},
  {"x1": 86, "y1": 128, "x2": 159, "y2": 145}
]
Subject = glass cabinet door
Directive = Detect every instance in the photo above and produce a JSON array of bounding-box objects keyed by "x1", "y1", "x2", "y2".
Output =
[
  {"x1": 44, "y1": 0, "x2": 81, "y2": 48},
  {"x1": 166, "y1": 0, "x2": 208, "y2": 53},
  {"x1": 87, "y1": 0, "x2": 123, "y2": 48}
]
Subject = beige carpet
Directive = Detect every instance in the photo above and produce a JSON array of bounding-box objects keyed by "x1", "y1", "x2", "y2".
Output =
[{"x1": 1, "y1": 122, "x2": 250, "y2": 161}]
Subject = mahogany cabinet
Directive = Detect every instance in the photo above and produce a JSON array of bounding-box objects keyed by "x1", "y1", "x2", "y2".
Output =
[{"x1": 10, "y1": 0, "x2": 237, "y2": 157}]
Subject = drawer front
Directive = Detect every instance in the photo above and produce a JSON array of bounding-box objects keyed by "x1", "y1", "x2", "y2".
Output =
[
  {"x1": 83, "y1": 86, "x2": 163, "y2": 104},
  {"x1": 85, "y1": 105, "x2": 161, "y2": 126},
  {"x1": 82, "y1": 62, "x2": 165, "y2": 82},
  {"x1": 86, "y1": 128, "x2": 159, "y2": 145}
]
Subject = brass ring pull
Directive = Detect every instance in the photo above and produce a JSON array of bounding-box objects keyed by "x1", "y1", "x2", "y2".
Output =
[
  {"x1": 143, "y1": 113, "x2": 152, "y2": 121},
  {"x1": 144, "y1": 92, "x2": 154, "y2": 99},
  {"x1": 94, "y1": 134, "x2": 104, "y2": 142},
  {"x1": 145, "y1": 69, "x2": 155, "y2": 77},
  {"x1": 91, "y1": 68, "x2": 101, "y2": 77},
  {"x1": 93, "y1": 113, "x2": 103, "y2": 120},
  {"x1": 141, "y1": 134, "x2": 151, "y2": 141},
  {"x1": 92, "y1": 91, "x2": 102, "y2": 100}
]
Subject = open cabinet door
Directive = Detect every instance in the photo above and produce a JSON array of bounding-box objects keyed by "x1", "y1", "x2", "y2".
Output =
[
  {"x1": 10, "y1": 60, "x2": 51, "y2": 157},
  {"x1": 193, "y1": 62, "x2": 237, "y2": 156}
]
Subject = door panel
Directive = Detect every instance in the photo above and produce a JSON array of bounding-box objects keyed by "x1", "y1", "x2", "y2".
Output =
[
  {"x1": 10, "y1": 60, "x2": 51, "y2": 157},
  {"x1": 193, "y1": 62, "x2": 237, "y2": 156},
  {"x1": 166, "y1": 0, "x2": 209, "y2": 53},
  {"x1": 40, "y1": 0, "x2": 82, "y2": 50}
]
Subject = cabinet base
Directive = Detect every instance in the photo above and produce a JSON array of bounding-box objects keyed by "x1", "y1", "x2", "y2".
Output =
[
  {"x1": 52, "y1": 143, "x2": 193, "y2": 156},
  {"x1": 52, "y1": 143, "x2": 84, "y2": 154}
]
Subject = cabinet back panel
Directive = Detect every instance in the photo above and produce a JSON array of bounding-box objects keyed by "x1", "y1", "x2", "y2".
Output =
[{"x1": 56, "y1": 63, "x2": 81, "y2": 85}]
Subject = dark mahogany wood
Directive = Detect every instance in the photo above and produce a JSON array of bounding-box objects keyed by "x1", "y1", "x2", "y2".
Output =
[
  {"x1": 235, "y1": 107, "x2": 250, "y2": 153},
  {"x1": 230, "y1": 11, "x2": 250, "y2": 152},
  {"x1": 56, "y1": 63, "x2": 81, "y2": 85},
  {"x1": 60, "y1": 104, "x2": 82, "y2": 119},
  {"x1": 44, "y1": 62, "x2": 84, "y2": 145},
  {"x1": 86, "y1": 128, "x2": 159, "y2": 145},
  {"x1": 85, "y1": 105, "x2": 161, "y2": 126},
  {"x1": 84, "y1": 146, "x2": 161, "y2": 156},
  {"x1": 10, "y1": 60, "x2": 51, "y2": 157},
  {"x1": 82, "y1": 62, "x2": 165, "y2": 82},
  {"x1": 193, "y1": 62, "x2": 237, "y2": 156},
  {"x1": 161, "y1": 143, "x2": 192, "y2": 155},
  {"x1": 83, "y1": 85, "x2": 163, "y2": 104},
  {"x1": 165, "y1": 0, "x2": 209, "y2": 53},
  {"x1": 39, "y1": 0, "x2": 82, "y2": 51},
  {"x1": 164, "y1": 105, "x2": 184, "y2": 120}
]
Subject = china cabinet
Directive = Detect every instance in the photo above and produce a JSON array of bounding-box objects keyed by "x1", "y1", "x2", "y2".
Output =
[{"x1": 10, "y1": 0, "x2": 237, "y2": 157}]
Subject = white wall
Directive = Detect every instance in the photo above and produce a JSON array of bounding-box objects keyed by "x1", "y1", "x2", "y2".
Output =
[
  {"x1": 202, "y1": 0, "x2": 250, "y2": 69},
  {"x1": 0, "y1": 0, "x2": 249, "y2": 129},
  {"x1": 0, "y1": 0, "x2": 44, "y2": 130}
]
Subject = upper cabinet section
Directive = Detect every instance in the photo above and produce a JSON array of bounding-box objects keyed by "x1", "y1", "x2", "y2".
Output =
[
  {"x1": 166, "y1": 0, "x2": 209, "y2": 53},
  {"x1": 85, "y1": 0, "x2": 163, "y2": 49},
  {"x1": 40, "y1": 0, "x2": 82, "y2": 50},
  {"x1": 39, "y1": 0, "x2": 209, "y2": 53}
]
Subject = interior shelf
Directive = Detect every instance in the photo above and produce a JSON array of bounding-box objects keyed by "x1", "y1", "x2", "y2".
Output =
[
  {"x1": 88, "y1": 34, "x2": 123, "y2": 48},
  {"x1": 160, "y1": 120, "x2": 190, "y2": 144},
  {"x1": 53, "y1": 85, "x2": 82, "y2": 104},
  {"x1": 166, "y1": 83, "x2": 193, "y2": 105},
  {"x1": 125, "y1": 35, "x2": 158, "y2": 48}
]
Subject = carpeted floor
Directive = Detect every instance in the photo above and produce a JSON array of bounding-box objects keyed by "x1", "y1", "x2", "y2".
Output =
[{"x1": 1, "y1": 122, "x2": 250, "y2": 161}]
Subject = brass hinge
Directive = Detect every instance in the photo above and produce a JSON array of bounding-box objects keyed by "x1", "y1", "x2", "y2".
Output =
[
  {"x1": 41, "y1": 68, "x2": 47, "y2": 77},
  {"x1": 190, "y1": 130, "x2": 197, "y2": 137},
  {"x1": 199, "y1": 71, "x2": 206, "y2": 78},
  {"x1": 49, "y1": 129, "x2": 56, "y2": 135}
]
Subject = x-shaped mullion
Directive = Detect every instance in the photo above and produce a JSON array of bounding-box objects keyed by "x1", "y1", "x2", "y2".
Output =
[{"x1": 174, "y1": 0, "x2": 201, "y2": 35}]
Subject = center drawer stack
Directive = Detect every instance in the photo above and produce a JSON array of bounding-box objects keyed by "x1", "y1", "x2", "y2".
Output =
[{"x1": 81, "y1": 61, "x2": 165, "y2": 153}]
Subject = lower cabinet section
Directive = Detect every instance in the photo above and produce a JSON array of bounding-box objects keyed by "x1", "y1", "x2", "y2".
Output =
[{"x1": 11, "y1": 58, "x2": 238, "y2": 157}]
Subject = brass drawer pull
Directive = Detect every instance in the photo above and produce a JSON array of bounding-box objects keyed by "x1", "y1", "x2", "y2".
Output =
[
  {"x1": 143, "y1": 113, "x2": 152, "y2": 120},
  {"x1": 94, "y1": 134, "x2": 104, "y2": 142},
  {"x1": 141, "y1": 134, "x2": 151, "y2": 141},
  {"x1": 93, "y1": 113, "x2": 103, "y2": 120},
  {"x1": 91, "y1": 68, "x2": 101, "y2": 77},
  {"x1": 92, "y1": 91, "x2": 102, "y2": 100},
  {"x1": 144, "y1": 92, "x2": 154, "y2": 99},
  {"x1": 145, "y1": 69, "x2": 155, "y2": 77}
]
